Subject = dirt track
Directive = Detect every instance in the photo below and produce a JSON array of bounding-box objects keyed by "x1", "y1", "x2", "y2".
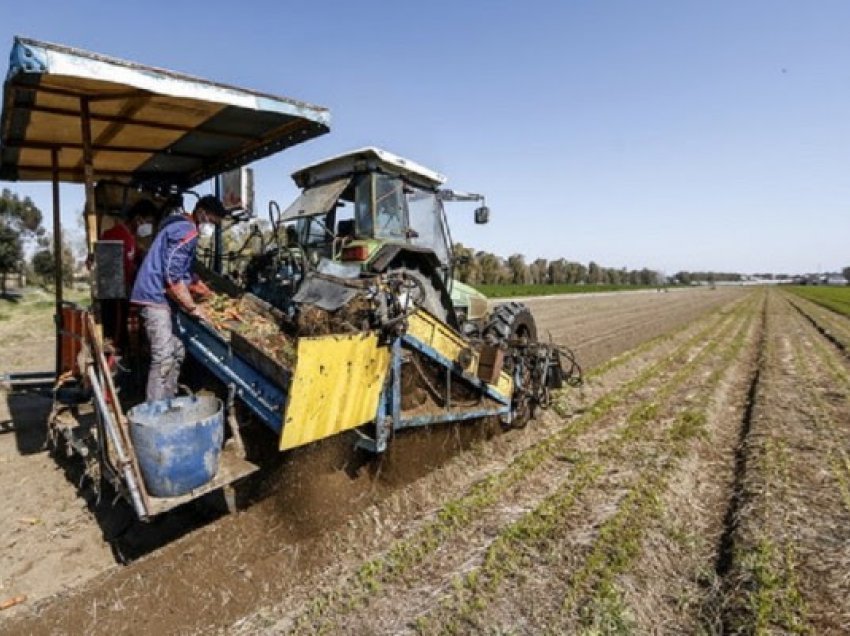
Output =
[{"x1": 11, "y1": 286, "x2": 850, "y2": 634}]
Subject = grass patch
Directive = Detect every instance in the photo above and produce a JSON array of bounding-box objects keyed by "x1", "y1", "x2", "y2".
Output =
[{"x1": 0, "y1": 286, "x2": 89, "y2": 317}]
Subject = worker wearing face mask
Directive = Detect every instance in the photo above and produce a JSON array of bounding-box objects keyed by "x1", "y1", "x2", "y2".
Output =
[
  {"x1": 131, "y1": 195, "x2": 228, "y2": 402},
  {"x1": 100, "y1": 199, "x2": 159, "y2": 351}
]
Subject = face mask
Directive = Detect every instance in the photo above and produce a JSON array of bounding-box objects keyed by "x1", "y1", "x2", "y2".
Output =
[
  {"x1": 136, "y1": 222, "x2": 153, "y2": 238},
  {"x1": 199, "y1": 223, "x2": 215, "y2": 239}
]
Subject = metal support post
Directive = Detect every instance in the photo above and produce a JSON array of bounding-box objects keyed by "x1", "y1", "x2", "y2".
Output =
[
  {"x1": 51, "y1": 148, "x2": 63, "y2": 375},
  {"x1": 213, "y1": 176, "x2": 223, "y2": 274}
]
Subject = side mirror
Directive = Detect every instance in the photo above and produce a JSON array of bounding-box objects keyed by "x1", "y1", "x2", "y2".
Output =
[{"x1": 474, "y1": 206, "x2": 490, "y2": 225}]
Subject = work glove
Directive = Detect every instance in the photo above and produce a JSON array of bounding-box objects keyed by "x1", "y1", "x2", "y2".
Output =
[
  {"x1": 189, "y1": 281, "x2": 213, "y2": 303},
  {"x1": 189, "y1": 276, "x2": 213, "y2": 302},
  {"x1": 166, "y1": 282, "x2": 203, "y2": 318}
]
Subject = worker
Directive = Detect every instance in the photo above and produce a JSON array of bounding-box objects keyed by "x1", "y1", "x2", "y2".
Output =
[
  {"x1": 100, "y1": 199, "x2": 159, "y2": 351},
  {"x1": 130, "y1": 195, "x2": 229, "y2": 402}
]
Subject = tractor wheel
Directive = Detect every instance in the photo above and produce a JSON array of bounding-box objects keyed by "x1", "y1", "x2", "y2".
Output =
[
  {"x1": 485, "y1": 303, "x2": 538, "y2": 429},
  {"x1": 391, "y1": 267, "x2": 450, "y2": 323},
  {"x1": 483, "y1": 302, "x2": 538, "y2": 344}
]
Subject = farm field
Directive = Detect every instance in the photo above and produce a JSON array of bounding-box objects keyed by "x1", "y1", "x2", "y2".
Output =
[
  {"x1": 3, "y1": 286, "x2": 850, "y2": 634},
  {"x1": 787, "y1": 284, "x2": 850, "y2": 318}
]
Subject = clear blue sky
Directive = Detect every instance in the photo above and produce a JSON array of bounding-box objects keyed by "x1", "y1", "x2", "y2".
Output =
[{"x1": 3, "y1": 0, "x2": 849, "y2": 274}]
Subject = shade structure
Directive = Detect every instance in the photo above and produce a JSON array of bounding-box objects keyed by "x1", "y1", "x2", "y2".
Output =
[{"x1": 0, "y1": 37, "x2": 330, "y2": 187}]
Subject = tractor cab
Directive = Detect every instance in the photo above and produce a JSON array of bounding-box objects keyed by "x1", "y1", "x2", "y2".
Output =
[
  {"x1": 280, "y1": 147, "x2": 452, "y2": 274},
  {"x1": 270, "y1": 147, "x2": 490, "y2": 325}
]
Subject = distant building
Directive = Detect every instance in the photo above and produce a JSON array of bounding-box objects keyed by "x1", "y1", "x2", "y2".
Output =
[{"x1": 824, "y1": 274, "x2": 847, "y2": 286}]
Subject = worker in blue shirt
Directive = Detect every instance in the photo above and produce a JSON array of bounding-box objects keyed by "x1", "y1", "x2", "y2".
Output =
[{"x1": 131, "y1": 195, "x2": 228, "y2": 402}]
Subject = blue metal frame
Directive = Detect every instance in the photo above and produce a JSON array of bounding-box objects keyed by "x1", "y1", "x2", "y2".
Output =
[
  {"x1": 176, "y1": 315, "x2": 513, "y2": 453},
  {"x1": 391, "y1": 335, "x2": 511, "y2": 431},
  {"x1": 175, "y1": 314, "x2": 286, "y2": 433}
]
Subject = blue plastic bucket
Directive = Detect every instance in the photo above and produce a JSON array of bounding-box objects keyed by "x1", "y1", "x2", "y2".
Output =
[{"x1": 128, "y1": 395, "x2": 224, "y2": 498}]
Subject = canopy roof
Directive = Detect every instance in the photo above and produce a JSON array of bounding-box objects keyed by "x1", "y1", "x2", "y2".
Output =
[
  {"x1": 291, "y1": 147, "x2": 446, "y2": 190},
  {"x1": 0, "y1": 37, "x2": 330, "y2": 187}
]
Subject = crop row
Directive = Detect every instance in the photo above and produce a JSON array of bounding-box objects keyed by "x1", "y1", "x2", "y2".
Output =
[
  {"x1": 724, "y1": 292, "x2": 850, "y2": 633},
  {"x1": 412, "y1": 296, "x2": 758, "y2": 633},
  {"x1": 788, "y1": 300, "x2": 850, "y2": 518},
  {"x1": 787, "y1": 285, "x2": 850, "y2": 318},
  {"x1": 286, "y1": 296, "x2": 757, "y2": 634},
  {"x1": 784, "y1": 293, "x2": 850, "y2": 352},
  {"x1": 730, "y1": 436, "x2": 808, "y2": 634}
]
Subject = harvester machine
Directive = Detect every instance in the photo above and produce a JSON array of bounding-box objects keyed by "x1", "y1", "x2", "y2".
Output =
[{"x1": 0, "y1": 38, "x2": 580, "y2": 525}]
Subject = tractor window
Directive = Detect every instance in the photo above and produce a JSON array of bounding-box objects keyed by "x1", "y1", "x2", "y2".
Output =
[
  {"x1": 296, "y1": 213, "x2": 334, "y2": 246},
  {"x1": 374, "y1": 174, "x2": 407, "y2": 239},
  {"x1": 407, "y1": 188, "x2": 450, "y2": 264},
  {"x1": 354, "y1": 175, "x2": 373, "y2": 237},
  {"x1": 281, "y1": 177, "x2": 350, "y2": 221}
]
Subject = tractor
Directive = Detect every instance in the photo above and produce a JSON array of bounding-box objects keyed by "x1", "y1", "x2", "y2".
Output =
[
  {"x1": 246, "y1": 146, "x2": 542, "y2": 351},
  {"x1": 0, "y1": 37, "x2": 579, "y2": 524}
]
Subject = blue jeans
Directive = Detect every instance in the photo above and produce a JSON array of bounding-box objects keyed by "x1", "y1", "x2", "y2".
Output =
[{"x1": 140, "y1": 304, "x2": 185, "y2": 402}]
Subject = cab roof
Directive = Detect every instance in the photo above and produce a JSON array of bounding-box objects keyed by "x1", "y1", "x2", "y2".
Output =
[
  {"x1": 0, "y1": 37, "x2": 330, "y2": 187},
  {"x1": 291, "y1": 146, "x2": 446, "y2": 190}
]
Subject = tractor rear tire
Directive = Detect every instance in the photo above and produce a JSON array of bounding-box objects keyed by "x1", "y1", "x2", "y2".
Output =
[
  {"x1": 391, "y1": 267, "x2": 450, "y2": 323},
  {"x1": 484, "y1": 302, "x2": 538, "y2": 344}
]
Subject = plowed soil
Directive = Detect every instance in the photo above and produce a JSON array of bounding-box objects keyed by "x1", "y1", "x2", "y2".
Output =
[{"x1": 14, "y1": 285, "x2": 850, "y2": 635}]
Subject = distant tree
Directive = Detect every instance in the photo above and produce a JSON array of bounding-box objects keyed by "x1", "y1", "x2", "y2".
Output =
[
  {"x1": 638, "y1": 268, "x2": 656, "y2": 286},
  {"x1": 31, "y1": 249, "x2": 54, "y2": 281},
  {"x1": 476, "y1": 251, "x2": 503, "y2": 285},
  {"x1": 31, "y1": 240, "x2": 75, "y2": 287},
  {"x1": 0, "y1": 189, "x2": 45, "y2": 294},
  {"x1": 843, "y1": 266, "x2": 850, "y2": 284},
  {"x1": 587, "y1": 261, "x2": 602, "y2": 284},
  {"x1": 548, "y1": 259, "x2": 567, "y2": 284},
  {"x1": 604, "y1": 267, "x2": 623, "y2": 285},
  {"x1": 452, "y1": 243, "x2": 480, "y2": 284},
  {"x1": 0, "y1": 224, "x2": 22, "y2": 295},
  {"x1": 573, "y1": 262, "x2": 588, "y2": 284},
  {"x1": 530, "y1": 258, "x2": 548, "y2": 284},
  {"x1": 507, "y1": 254, "x2": 530, "y2": 285}
]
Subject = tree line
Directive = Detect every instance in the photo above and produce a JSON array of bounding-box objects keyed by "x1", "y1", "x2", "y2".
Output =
[
  {"x1": 452, "y1": 243, "x2": 666, "y2": 286},
  {"x1": 452, "y1": 243, "x2": 746, "y2": 287}
]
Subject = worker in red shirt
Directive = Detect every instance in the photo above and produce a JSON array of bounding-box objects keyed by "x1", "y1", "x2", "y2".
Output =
[{"x1": 101, "y1": 199, "x2": 159, "y2": 350}]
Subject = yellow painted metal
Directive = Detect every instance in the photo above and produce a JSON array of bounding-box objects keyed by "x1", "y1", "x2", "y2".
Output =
[
  {"x1": 495, "y1": 371, "x2": 513, "y2": 398},
  {"x1": 280, "y1": 332, "x2": 390, "y2": 450},
  {"x1": 407, "y1": 310, "x2": 513, "y2": 399}
]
